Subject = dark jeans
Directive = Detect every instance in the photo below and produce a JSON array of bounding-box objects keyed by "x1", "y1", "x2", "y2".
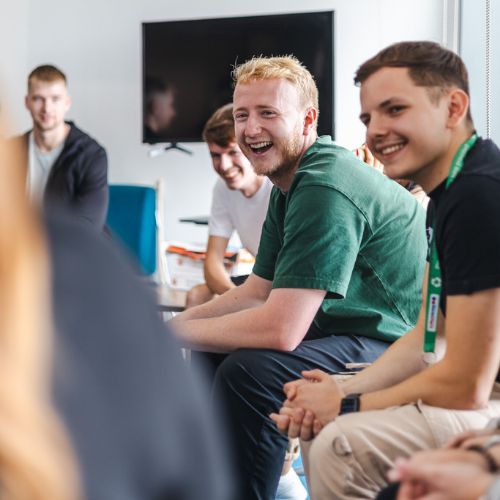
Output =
[{"x1": 193, "y1": 323, "x2": 391, "y2": 500}]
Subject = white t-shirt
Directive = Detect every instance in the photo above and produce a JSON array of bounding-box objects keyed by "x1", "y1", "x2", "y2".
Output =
[
  {"x1": 208, "y1": 177, "x2": 273, "y2": 257},
  {"x1": 27, "y1": 131, "x2": 65, "y2": 206}
]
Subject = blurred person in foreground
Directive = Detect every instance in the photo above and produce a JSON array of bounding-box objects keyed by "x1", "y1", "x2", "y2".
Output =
[
  {"x1": 10, "y1": 64, "x2": 108, "y2": 229},
  {"x1": 0, "y1": 119, "x2": 79, "y2": 500},
  {"x1": 1, "y1": 117, "x2": 234, "y2": 499}
]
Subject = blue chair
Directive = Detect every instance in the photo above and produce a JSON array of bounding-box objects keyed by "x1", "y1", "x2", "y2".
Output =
[{"x1": 106, "y1": 183, "x2": 164, "y2": 278}]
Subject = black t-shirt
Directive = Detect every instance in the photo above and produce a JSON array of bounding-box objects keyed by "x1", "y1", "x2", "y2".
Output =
[{"x1": 426, "y1": 137, "x2": 500, "y2": 317}]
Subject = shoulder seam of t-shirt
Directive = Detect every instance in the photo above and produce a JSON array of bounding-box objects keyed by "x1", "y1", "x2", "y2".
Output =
[
  {"x1": 359, "y1": 253, "x2": 413, "y2": 326},
  {"x1": 293, "y1": 183, "x2": 374, "y2": 236}
]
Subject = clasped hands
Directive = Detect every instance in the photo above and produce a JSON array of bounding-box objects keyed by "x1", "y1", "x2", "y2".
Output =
[{"x1": 270, "y1": 369, "x2": 344, "y2": 441}]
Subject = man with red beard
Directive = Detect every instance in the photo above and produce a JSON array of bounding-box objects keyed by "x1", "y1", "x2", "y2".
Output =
[
  {"x1": 170, "y1": 56, "x2": 427, "y2": 500},
  {"x1": 11, "y1": 65, "x2": 108, "y2": 229}
]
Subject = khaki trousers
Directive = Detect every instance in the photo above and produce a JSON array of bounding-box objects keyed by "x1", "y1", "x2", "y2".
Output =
[{"x1": 301, "y1": 382, "x2": 500, "y2": 500}]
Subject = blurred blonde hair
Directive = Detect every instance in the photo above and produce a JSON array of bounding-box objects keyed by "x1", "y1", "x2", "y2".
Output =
[
  {"x1": 232, "y1": 55, "x2": 319, "y2": 128},
  {"x1": 0, "y1": 128, "x2": 80, "y2": 500}
]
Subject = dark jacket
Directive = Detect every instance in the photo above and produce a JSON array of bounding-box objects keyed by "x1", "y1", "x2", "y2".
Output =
[{"x1": 11, "y1": 121, "x2": 109, "y2": 229}]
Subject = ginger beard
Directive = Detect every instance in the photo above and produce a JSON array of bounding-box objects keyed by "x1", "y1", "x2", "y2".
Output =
[
  {"x1": 234, "y1": 78, "x2": 310, "y2": 182},
  {"x1": 247, "y1": 119, "x2": 303, "y2": 179}
]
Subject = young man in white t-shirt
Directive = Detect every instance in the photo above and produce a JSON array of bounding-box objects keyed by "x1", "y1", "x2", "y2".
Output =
[{"x1": 186, "y1": 103, "x2": 272, "y2": 309}]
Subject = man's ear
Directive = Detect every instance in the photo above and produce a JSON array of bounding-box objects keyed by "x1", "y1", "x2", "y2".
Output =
[
  {"x1": 446, "y1": 88, "x2": 469, "y2": 129},
  {"x1": 24, "y1": 95, "x2": 29, "y2": 110},
  {"x1": 65, "y1": 94, "x2": 72, "y2": 114},
  {"x1": 303, "y1": 107, "x2": 317, "y2": 136}
]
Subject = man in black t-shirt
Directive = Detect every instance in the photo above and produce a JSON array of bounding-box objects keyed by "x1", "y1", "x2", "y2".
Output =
[{"x1": 271, "y1": 42, "x2": 500, "y2": 500}]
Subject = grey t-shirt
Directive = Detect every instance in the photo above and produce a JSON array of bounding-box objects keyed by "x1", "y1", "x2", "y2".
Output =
[{"x1": 28, "y1": 131, "x2": 65, "y2": 206}]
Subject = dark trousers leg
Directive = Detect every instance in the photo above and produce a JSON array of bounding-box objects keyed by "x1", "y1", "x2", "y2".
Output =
[{"x1": 203, "y1": 333, "x2": 390, "y2": 500}]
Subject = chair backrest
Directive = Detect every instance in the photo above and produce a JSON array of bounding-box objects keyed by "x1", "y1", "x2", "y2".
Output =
[{"x1": 106, "y1": 185, "x2": 157, "y2": 275}]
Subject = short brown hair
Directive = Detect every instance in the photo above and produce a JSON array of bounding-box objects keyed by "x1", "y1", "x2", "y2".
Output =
[
  {"x1": 202, "y1": 103, "x2": 235, "y2": 148},
  {"x1": 28, "y1": 65, "x2": 67, "y2": 91},
  {"x1": 355, "y1": 41, "x2": 473, "y2": 126},
  {"x1": 232, "y1": 55, "x2": 319, "y2": 127}
]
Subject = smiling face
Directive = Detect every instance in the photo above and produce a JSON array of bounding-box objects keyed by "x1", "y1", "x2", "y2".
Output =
[
  {"x1": 25, "y1": 78, "x2": 71, "y2": 133},
  {"x1": 208, "y1": 141, "x2": 262, "y2": 197},
  {"x1": 360, "y1": 67, "x2": 451, "y2": 185},
  {"x1": 233, "y1": 78, "x2": 310, "y2": 180}
]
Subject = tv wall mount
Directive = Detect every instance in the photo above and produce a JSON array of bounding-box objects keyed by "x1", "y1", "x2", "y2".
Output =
[{"x1": 148, "y1": 143, "x2": 193, "y2": 157}]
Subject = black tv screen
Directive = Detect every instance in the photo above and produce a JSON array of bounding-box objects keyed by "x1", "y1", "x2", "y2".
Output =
[{"x1": 142, "y1": 11, "x2": 334, "y2": 144}]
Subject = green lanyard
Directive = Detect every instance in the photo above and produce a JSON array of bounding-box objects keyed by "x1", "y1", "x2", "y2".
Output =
[{"x1": 424, "y1": 133, "x2": 478, "y2": 353}]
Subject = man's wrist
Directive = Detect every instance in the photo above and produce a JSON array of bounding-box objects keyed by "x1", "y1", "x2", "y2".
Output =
[
  {"x1": 467, "y1": 440, "x2": 500, "y2": 473},
  {"x1": 339, "y1": 394, "x2": 361, "y2": 415}
]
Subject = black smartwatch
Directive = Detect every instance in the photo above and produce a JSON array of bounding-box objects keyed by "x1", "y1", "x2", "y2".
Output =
[{"x1": 339, "y1": 394, "x2": 361, "y2": 415}]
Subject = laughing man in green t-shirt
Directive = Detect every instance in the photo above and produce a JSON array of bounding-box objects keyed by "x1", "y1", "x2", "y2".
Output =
[{"x1": 170, "y1": 56, "x2": 427, "y2": 500}]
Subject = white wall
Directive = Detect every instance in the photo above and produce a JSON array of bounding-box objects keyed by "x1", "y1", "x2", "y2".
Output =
[
  {"x1": 0, "y1": 0, "x2": 30, "y2": 130},
  {"x1": 1, "y1": 0, "x2": 442, "y2": 243},
  {"x1": 461, "y1": 0, "x2": 500, "y2": 143}
]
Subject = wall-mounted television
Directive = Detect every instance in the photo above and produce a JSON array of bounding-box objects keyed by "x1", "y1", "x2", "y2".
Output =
[{"x1": 142, "y1": 11, "x2": 334, "y2": 144}]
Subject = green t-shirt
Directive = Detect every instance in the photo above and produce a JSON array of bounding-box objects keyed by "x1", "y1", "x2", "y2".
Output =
[{"x1": 253, "y1": 136, "x2": 427, "y2": 342}]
